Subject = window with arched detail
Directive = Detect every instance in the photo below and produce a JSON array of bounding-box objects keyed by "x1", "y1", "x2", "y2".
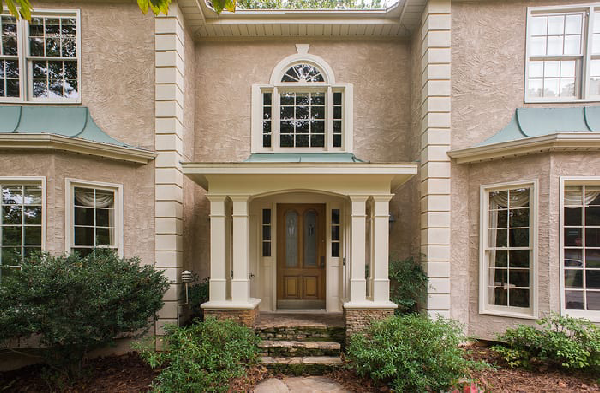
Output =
[{"x1": 251, "y1": 47, "x2": 353, "y2": 153}]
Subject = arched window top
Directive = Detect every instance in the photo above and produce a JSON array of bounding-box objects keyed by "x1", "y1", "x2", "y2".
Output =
[{"x1": 281, "y1": 63, "x2": 325, "y2": 83}]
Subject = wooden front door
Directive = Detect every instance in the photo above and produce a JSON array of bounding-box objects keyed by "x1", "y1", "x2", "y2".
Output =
[{"x1": 277, "y1": 203, "x2": 326, "y2": 310}]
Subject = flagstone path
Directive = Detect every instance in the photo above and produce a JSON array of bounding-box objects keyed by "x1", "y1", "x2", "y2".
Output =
[{"x1": 254, "y1": 376, "x2": 351, "y2": 392}]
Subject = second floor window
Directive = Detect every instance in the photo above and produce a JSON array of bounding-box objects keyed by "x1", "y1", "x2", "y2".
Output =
[
  {"x1": 0, "y1": 10, "x2": 80, "y2": 102},
  {"x1": 526, "y1": 4, "x2": 600, "y2": 102},
  {"x1": 252, "y1": 54, "x2": 353, "y2": 153}
]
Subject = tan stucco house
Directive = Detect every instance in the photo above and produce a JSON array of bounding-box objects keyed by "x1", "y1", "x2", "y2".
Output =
[{"x1": 1, "y1": 0, "x2": 599, "y2": 350}]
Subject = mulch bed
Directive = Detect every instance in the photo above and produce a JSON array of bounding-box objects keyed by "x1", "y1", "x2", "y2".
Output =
[{"x1": 0, "y1": 347, "x2": 598, "y2": 392}]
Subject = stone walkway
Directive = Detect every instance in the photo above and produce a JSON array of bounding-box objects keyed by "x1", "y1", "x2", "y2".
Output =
[{"x1": 254, "y1": 376, "x2": 350, "y2": 392}]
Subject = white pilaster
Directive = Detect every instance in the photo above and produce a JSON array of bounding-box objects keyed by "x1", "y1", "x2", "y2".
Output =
[
  {"x1": 207, "y1": 195, "x2": 227, "y2": 303},
  {"x1": 420, "y1": 0, "x2": 452, "y2": 319},
  {"x1": 372, "y1": 195, "x2": 393, "y2": 303},
  {"x1": 348, "y1": 195, "x2": 368, "y2": 305},
  {"x1": 231, "y1": 196, "x2": 251, "y2": 303},
  {"x1": 154, "y1": 4, "x2": 186, "y2": 331}
]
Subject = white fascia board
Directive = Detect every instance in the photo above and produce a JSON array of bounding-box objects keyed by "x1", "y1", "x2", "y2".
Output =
[
  {"x1": 181, "y1": 162, "x2": 418, "y2": 175},
  {"x1": 448, "y1": 133, "x2": 600, "y2": 164},
  {"x1": 0, "y1": 133, "x2": 156, "y2": 164}
]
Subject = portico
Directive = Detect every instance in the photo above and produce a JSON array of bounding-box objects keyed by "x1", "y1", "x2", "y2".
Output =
[{"x1": 182, "y1": 155, "x2": 417, "y2": 328}]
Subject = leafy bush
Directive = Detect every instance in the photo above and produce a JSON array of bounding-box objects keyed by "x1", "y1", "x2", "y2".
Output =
[
  {"x1": 493, "y1": 313, "x2": 600, "y2": 370},
  {"x1": 136, "y1": 317, "x2": 260, "y2": 392},
  {"x1": 186, "y1": 273, "x2": 209, "y2": 320},
  {"x1": 0, "y1": 250, "x2": 170, "y2": 380},
  {"x1": 346, "y1": 314, "x2": 482, "y2": 392},
  {"x1": 388, "y1": 256, "x2": 428, "y2": 314}
]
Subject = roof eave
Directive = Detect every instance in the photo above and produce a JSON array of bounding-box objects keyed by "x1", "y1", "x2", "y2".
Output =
[
  {"x1": 449, "y1": 133, "x2": 600, "y2": 164},
  {"x1": 0, "y1": 133, "x2": 156, "y2": 164}
]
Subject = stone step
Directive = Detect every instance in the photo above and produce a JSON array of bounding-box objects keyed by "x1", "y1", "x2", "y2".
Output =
[
  {"x1": 260, "y1": 356, "x2": 343, "y2": 375},
  {"x1": 259, "y1": 340, "x2": 341, "y2": 357},
  {"x1": 256, "y1": 325, "x2": 345, "y2": 343}
]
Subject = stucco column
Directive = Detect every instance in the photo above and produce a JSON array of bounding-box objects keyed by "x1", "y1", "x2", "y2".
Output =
[
  {"x1": 207, "y1": 195, "x2": 227, "y2": 303},
  {"x1": 372, "y1": 195, "x2": 393, "y2": 304},
  {"x1": 348, "y1": 195, "x2": 368, "y2": 305},
  {"x1": 231, "y1": 195, "x2": 251, "y2": 304}
]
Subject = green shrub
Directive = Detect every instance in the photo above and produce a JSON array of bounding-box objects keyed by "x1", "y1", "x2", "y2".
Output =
[
  {"x1": 388, "y1": 256, "x2": 428, "y2": 314},
  {"x1": 492, "y1": 313, "x2": 600, "y2": 370},
  {"x1": 0, "y1": 250, "x2": 170, "y2": 380},
  {"x1": 346, "y1": 314, "x2": 481, "y2": 392},
  {"x1": 136, "y1": 317, "x2": 260, "y2": 392},
  {"x1": 186, "y1": 273, "x2": 209, "y2": 320}
]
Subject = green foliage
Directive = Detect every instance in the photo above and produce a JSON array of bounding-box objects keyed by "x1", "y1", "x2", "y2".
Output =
[
  {"x1": 0, "y1": 250, "x2": 170, "y2": 380},
  {"x1": 3, "y1": 0, "x2": 172, "y2": 19},
  {"x1": 135, "y1": 317, "x2": 260, "y2": 392},
  {"x1": 388, "y1": 256, "x2": 428, "y2": 314},
  {"x1": 237, "y1": 0, "x2": 385, "y2": 10},
  {"x1": 492, "y1": 313, "x2": 600, "y2": 371},
  {"x1": 346, "y1": 314, "x2": 483, "y2": 392},
  {"x1": 137, "y1": 0, "x2": 173, "y2": 15},
  {"x1": 186, "y1": 273, "x2": 209, "y2": 319}
]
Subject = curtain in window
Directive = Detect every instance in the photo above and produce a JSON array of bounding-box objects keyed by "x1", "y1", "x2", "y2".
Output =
[{"x1": 75, "y1": 190, "x2": 114, "y2": 208}]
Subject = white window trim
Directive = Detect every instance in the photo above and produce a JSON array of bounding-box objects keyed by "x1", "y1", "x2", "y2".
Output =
[
  {"x1": 525, "y1": 3, "x2": 600, "y2": 103},
  {"x1": 479, "y1": 179, "x2": 539, "y2": 319},
  {"x1": 64, "y1": 178, "x2": 124, "y2": 257},
  {"x1": 560, "y1": 176, "x2": 600, "y2": 322},
  {"x1": 0, "y1": 176, "x2": 46, "y2": 257},
  {"x1": 0, "y1": 8, "x2": 82, "y2": 104}
]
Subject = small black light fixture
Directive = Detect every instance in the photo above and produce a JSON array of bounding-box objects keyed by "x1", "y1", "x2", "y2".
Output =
[
  {"x1": 182, "y1": 270, "x2": 193, "y2": 305},
  {"x1": 388, "y1": 213, "x2": 396, "y2": 231}
]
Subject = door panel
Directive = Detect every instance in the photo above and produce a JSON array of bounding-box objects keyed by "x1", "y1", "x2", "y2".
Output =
[{"x1": 277, "y1": 203, "x2": 326, "y2": 309}]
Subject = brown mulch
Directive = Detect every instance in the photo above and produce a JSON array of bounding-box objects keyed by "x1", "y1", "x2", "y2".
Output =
[
  {"x1": 466, "y1": 345, "x2": 600, "y2": 393},
  {"x1": 0, "y1": 347, "x2": 598, "y2": 392},
  {"x1": 0, "y1": 353, "x2": 155, "y2": 392}
]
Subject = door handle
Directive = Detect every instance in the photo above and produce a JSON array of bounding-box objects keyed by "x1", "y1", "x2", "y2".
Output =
[{"x1": 320, "y1": 256, "x2": 325, "y2": 268}]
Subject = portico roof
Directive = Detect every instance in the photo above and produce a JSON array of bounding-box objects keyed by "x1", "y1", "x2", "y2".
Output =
[{"x1": 182, "y1": 160, "x2": 417, "y2": 194}]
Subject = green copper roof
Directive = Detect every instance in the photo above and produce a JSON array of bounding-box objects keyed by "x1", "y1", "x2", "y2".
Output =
[
  {"x1": 245, "y1": 153, "x2": 365, "y2": 163},
  {"x1": 0, "y1": 105, "x2": 131, "y2": 148},
  {"x1": 479, "y1": 106, "x2": 600, "y2": 147}
]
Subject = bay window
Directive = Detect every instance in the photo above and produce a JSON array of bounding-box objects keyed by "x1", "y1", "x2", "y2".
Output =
[{"x1": 480, "y1": 182, "x2": 537, "y2": 317}]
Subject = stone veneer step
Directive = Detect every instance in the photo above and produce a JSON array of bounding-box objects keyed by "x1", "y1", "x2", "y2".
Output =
[
  {"x1": 260, "y1": 356, "x2": 343, "y2": 375},
  {"x1": 259, "y1": 340, "x2": 341, "y2": 357},
  {"x1": 256, "y1": 325, "x2": 345, "y2": 343}
]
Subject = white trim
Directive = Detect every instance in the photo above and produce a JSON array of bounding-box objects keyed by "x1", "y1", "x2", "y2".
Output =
[
  {"x1": 525, "y1": 4, "x2": 600, "y2": 102},
  {"x1": 449, "y1": 133, "x2": 600, "y2": 164},
  {"x1": 64, "y1": 178, "x2": 124, "y2": 257},
  {"x1": 560, "y1": 176, "x2": 600, "y2": 322},
  {"x1": 0, "y1": 133, "x2": 156, "y2": 164},
  {"x1": 0, "y1": 176, "x2": 47, "y2": 257},
  {"x1": 0, "y1": 8, "x2": 82, "y2": 104},
  {"x1": 479, "y1": 180, "x2": 538, "y2": 319}
]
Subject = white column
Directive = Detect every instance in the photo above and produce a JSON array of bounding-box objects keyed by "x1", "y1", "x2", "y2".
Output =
[
  {"x1": 231, "y1": 195, "x2": 251, "y2": 304},
  {"x1": 372, "y1": 195, "x2": 394, "y2": 304},
  {"x1": 348, "y1": 195, "x2": 368, "y2": 305},
  {"x1": 207, "y1": 195, "x2": 227, "y2": 303}
]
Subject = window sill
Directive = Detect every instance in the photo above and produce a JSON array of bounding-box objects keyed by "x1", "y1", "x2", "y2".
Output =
[
  {"x1": 0, "y1": 98, "x2": 82, "y2": 105},
  {"x1": 525, "y1": 98, "x2": 600, "y2": 104},
  {"x1": 479, "y1": 309, "x2": 538, "y2": 320},
  {"x1": 562, "y1": 309, "x2": 600, "y2": 323}
]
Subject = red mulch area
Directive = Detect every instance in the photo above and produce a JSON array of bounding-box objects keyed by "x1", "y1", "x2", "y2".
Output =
[
  {"x1": 0, "y1": 353, "x2": 155, "y2": 392},
  {"x1": 466, "y1": 345, "x2": 600, "y2": 393}
]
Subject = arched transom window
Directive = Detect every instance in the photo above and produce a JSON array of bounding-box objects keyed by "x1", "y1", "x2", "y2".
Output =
[{"x1": 251, "y1": 50, "x2": 353, "y2": 153}]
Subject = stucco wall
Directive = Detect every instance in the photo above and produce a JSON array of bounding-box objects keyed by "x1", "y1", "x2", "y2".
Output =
[
  {"x1": 0, "y1": 1, "x2": 156, "y2": 265},
  {"x1": 0, "y1": 152, "x2": 155, "y2": 265},
  {"x1": 451, "y1": 0, "x2": 600, "y2": 336}
]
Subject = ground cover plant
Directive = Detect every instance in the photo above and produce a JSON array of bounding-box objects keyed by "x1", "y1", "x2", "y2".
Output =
[
  {"x1": 0, "y1": 250, "x2": 170, "y2": 383},
  {"x1": 492, "y1": 313, "x2": 600, "y2": 371},
  {"x1": 135, "y1": 317, "x2": 260, "y2": 392},
  {"x1": 346, "y1": 314, "x2": 485, "y2": 392},
  {"x1": 388, "y1": 256, "x2": 428, "y2": 314}
]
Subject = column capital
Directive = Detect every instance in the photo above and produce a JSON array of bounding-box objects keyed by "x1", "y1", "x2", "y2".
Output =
[
  {"x1": 229, "y1": 194, "x2": 252, "y2": 203},
  {"x1": 348, "y1": 194, "x2": 370, "y2": 203},
  {"x1": 206, "y1": 194, "x2": 228, "y2": 203},
  {"x1": 372, "y1": 194, "x2": 394, "y2": 203}
]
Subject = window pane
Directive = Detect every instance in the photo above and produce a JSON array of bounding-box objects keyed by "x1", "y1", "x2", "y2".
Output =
[
  {"x1": 587, "y1": 291, "x2": 600, "y2": 310},
  {"x1": 509, "y1": 289, "x2": 530, "y2": 307},
  {"x1": 332, "y1": 242, "x2": 339, "y2": 258},
  {"x1": 564, "y1": 35, "x2": 581, "y2": 55},
  {"x1": 565, "y1": 207, "x2": 582, "y2": 226},
  {"x1": 333, "y1": 92, "x2": 342, "y2": 105},
  {"x1": 2, "y1": 206, "x2": 22, "y2": 224},
  {"x1": 489, "y1": 190, "x2": 507, "y2": 209},
  {"x1": 565, "y1": 269, "x2": 583, "y2": 288},
  {"x1": 3, "y1": 185, "x2": 22, "y2": 204},
  {"x1": 303, "y1": 211, "x2": 317, "y2": 267},
  {"x1": 509, "y1": 250, "x2": 530, "y2": 268},
  {"x1": 280, "y1": 134, "x2": 294, "y2": 148},
  {"x1": 565, "y1": 248, "x2": 583, "y2": 267},
  {"x1": 24, "y1": 227, "x2": 41, "y2": 246},
  {"x1": 509, "y1": 269, "x2": 530, "y2": 288},
  {"x1": 490, "y1": 268, "x2": 507, "y2": 285},
  {"x1": 587, "y1": 270, "x2": 600, "y2": 289},
  {"x1": 586, "y1": 249, "x2": 600, "y2": 268},
  {"x1": 529, "y1": 62, "x2": 543, "y2": 78},
  {"x1": 333, "y1": 134, "x2": 342, "y2": 148},
  {"x1": 565, "y1": 290, "x2": 584, "y2": 309},
  {"x1": 489, "y1": 228, "x2": 507, "y2": 247},
  {"x1": 509, "y1": 228, "x2": 529, "y2": 247},
  {"x1": 262, "y1": 242, "x2": 271, "y2": 257},
  {"x1": 586, "y1": 206, "x2": 600, "y2": 226},
  {"x1": 565, "y1": 186, "x2": 583, "y2": 205},
  {"x1": 95, "y1": 228, "x2": 113, "y2": 246},
  {"x1": 75, "y1": 207, "x2": 94, "y2": 226},
  {"x1": 491, "y1": 250, "x2": 507, "y2": 267},
  {"x1": 262, "y1": 209, "x2": 271, "y2": 225},
  {"x1": 74, "y1": 226, "x2": 94, "y2": 246},
  {"x1": 565, "y1": 228, "x2": 582, "y2": 246},
  {"x1": 285, "y1": 210, "x2": 298, "y2": 267},
  {"x1": 262, "y1": 225, "x2": 271, "y2": 241},
  {"x1": 547, "y1": 15, "x2": 564, "y2": 35},
  {"x1": 332, "y1": 225, "x2": 340, "y2": 241},
  {"x1": 310, "y1": 134, "x2": 324, "y2": 148},
  {"x1": 530, "y1": 36, "x2": 547, "y2": 56},
  {"x1": 311, "y1": 93, "x2": 325, "y2": 105},
  {"x1": 95, "y1": 208, "x2": 114, "y2": 228},
  {"x1": 490, "y1": 287, "x2": 507, "y2": 306},
  {"x1": 332, "y1": 209, "x2": 340, "y2": 225},
  {"x1": 2, "y1": 226, "x2": 22, "y2": 245},
  {"x1": 509, "y1": 208, "x2": 529, "y2": 228},
  {"x1": 23, "y1": 206, "x2": 41, "y2": 225},
  {"x1": 585, "y1": 228, "x2": 600, "y2": 247}
]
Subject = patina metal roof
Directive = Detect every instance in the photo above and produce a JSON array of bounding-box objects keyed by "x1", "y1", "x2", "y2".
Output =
[
  {"x1": 245, "y1": 153, "x2": 365, "y2": 163},
  {"x1": 0, "y1": 105, "x2": 131, "y2": 148},
  {"x1": 480, "y1": 106, "x2": 600, "y2": 147}
]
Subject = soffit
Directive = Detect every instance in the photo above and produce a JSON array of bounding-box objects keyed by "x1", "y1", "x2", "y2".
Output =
[{"x1": 178, "y1": 0, "x2": 427, "y2": 39}]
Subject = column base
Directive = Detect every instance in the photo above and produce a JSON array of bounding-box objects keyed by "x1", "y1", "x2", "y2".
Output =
[
  {"x1": 343, "y1": 306, "x2": 395, "y2": 343},
  {"x1": 202, "y1": 299, "x2": 261, "y2": 328}
]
